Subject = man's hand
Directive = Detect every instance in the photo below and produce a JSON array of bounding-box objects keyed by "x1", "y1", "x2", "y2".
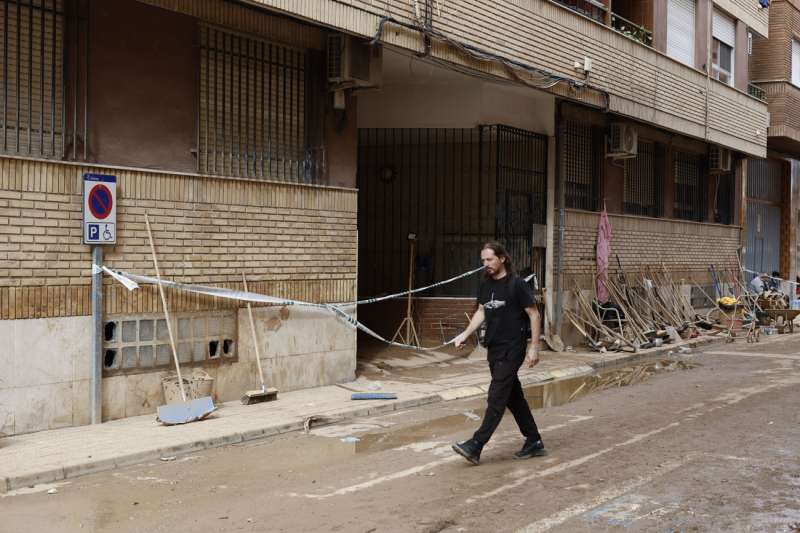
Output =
[
  {"x1": 525, "y1": 348, "x2": 540, "y2": 368},
  {"x1": 453, "y1": 332, "x2": 469, "y2": 349}
]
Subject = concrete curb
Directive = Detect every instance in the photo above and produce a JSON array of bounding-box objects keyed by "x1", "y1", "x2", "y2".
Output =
[{"x1": 0, "y1": 334, "x2": 729, "y2": 493}]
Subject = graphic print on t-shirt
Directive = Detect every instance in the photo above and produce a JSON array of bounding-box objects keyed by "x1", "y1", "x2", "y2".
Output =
[
  {"x1": 478, "y1": 276, "x2": 535, "y2": 351},
  {"x1": 484, "y1": 292, "x2": 506, "y2": 310}
]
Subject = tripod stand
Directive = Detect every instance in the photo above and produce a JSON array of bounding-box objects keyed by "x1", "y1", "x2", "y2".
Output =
[{"x1": 391, "y1": 236, "x2": 421, "y2": 348}]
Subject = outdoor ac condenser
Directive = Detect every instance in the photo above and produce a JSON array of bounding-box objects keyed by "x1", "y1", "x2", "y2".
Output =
[
  {"x1": 709, "y1": 145, "x2": 733, "y2": 173},
  {"x1": 606, "y1": 123, "x2": 638, "y2": 159},
  {"x1": 326, "y1": 34, "x2": 382, "y2": 87}
]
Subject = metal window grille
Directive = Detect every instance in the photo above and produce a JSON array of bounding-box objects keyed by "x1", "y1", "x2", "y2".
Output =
[
  {"x1": 561, "y1": 119, "x2": 600, "y2": 211},
  {"x1": 356, "y1": 126, "x2": 548, "y2": 298},
  {"x1": 691, "y1": 285, "x2": 715, "y2": 308},
  {"x1": 492, "y1": 124, "x2": 548, "y2": 286},
  {"x1": 0, "y1": 0, "x2": 64, "y2": 158},
  {"x1": 673, "y1": 151, "x2": 705, "y2": 221},
  {"x1": 552, "y1": 0, "x2": 606, "y2": 22},
  {"x1": 198, "y1": 25, "x2": 323, "y2": 182},
  {"x1": 624, "y1": 141, "x2": 662, "y2": 217},
  {"x1": 714, "y1": 172, "x2": 734, "y2": 224},
  {"x1": 746, "y1": 158, "x2": 782, "y2": 202}
]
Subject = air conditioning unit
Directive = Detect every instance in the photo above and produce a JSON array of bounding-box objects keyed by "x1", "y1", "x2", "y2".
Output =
[
  {"x1": 709, "y1": 145, "x2": 733, "y2": 172},
  {"x1": 327, "y1": 34, "x2": 382, "y2": 88},
  {"x1": 606, "y1": 123, "x2": 638, "y2": 159}
]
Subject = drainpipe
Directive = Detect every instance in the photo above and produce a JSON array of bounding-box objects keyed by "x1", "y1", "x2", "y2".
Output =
[
  {"x1": 554, "y1": 101, "x2": 566, "y2": 332},
  {"x1": 91, "y1": 246, "x2": 103, "y2": 424}
]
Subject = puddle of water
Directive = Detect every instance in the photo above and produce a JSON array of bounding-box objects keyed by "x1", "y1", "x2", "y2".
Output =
[
  {"x1": 525, "y1": 357, "x2": 700, "y2": 408},
  {"x1": 266, "y1": 356, "x2": 703, "y2": 461},
  {"x1": 350, "y1": 357, "x2": 699, "y2": 454},
  {"x1": 354, "y1": 412, "x2": 478, "y2": 453}
]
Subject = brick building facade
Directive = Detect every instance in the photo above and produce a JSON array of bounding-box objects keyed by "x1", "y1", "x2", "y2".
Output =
[{"x1": 0, "y1": 0, "x2": 777, "y2": 435}]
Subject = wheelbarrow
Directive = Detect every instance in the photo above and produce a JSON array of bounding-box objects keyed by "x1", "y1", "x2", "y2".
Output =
[{"x1": 763, "y1": 309, "x2": 800, "y2": 333}]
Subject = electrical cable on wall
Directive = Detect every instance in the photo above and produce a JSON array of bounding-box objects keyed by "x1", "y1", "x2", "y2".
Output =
[{"x1": 368, "y1": 14, "x2": 611, "y2": 110}]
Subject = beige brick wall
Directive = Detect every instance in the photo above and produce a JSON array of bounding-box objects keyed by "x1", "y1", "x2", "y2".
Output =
[
  {"x1": 558, "y1": 210, "x2": 742, "y2": 289},
  {"x1": 750, "y1": 0, "x2": 800, "y2": 146},
  {"x1": 0, "y1": 157, "x2": 358, "y2": 319}
]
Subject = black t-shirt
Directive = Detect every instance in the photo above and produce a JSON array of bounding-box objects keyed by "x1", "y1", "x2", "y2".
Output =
[{"x1": 477, "y1": 275, "x2": 535, "y2": 349}]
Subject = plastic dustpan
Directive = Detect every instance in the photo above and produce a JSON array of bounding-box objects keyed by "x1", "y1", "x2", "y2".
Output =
[{"x1": 157, "y1": 396, "x2": 216, "y2": 425}]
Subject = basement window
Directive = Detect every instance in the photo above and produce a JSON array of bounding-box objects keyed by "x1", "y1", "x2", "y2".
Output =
[
  {"x1": 691, "y1": 285, "x2": 715, "y2": 309},
  {"x1": 102, "y1": 311, "x2": 237, "y2": 375}
]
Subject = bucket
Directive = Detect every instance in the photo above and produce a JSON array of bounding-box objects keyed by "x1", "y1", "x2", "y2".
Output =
[
  {"x1": 161, "y1": 369, "x2": 214, "y2": 404},
  {"x1": 791, "y1": 299, "x2": 800, "y2": 310}
]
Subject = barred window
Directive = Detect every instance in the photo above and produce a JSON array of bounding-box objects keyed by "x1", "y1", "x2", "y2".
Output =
[
  {"x1": 199, "y1": 25, "x2": 323, "y2": 183},
  {"x1": 0, "y1": 0, "x2": 64, "y2": 158},
  {"x1": 624, "y1": 141, "x2": 663, "y2": 217},
  {"x1": 561, "y1": 120, "x2": 601, "y2": 211},
  {"x1": 714, "y1": 172, "x2": 734, "y2": 224},
  {"x1": 674, "y1": 151, "x2": 705, "y2": 222}
]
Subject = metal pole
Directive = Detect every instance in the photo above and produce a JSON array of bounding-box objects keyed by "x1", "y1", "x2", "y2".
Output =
[
  {"x1": 554, "y1": 102, "x2": 566, "y2": 332},
  {"x1": 91, "y1": 245, "x2": 103, "y2": 424}
]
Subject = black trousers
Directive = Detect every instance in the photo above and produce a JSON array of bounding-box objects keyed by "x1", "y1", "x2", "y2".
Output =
[{"x1": 472, "y1": 343, "x2": 542, "y2": 446}]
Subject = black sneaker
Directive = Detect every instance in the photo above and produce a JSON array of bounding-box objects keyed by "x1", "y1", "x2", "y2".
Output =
[
  {"x1": 513, "y1": 438, "x2": 548, "y2": 460},
  {"x1": 452, "y1": 439, "x2": 482, "y2": 465}
]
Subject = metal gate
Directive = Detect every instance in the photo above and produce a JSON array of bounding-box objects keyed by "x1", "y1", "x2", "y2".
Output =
[
  {"x1": 488, "y1": 125, "x2": 548, "y2": 287},
  {"x1": 357, "y1": 125, "x2": 548, "y2": 298},
  {"x1": 744, "y1": 159, "x2": 783, "y2": 278}
]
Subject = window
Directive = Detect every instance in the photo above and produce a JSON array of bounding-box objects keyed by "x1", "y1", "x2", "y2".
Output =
[
  {"x1": 561, "y1": 120, "x2": 601, "y2": 211},
  {"x1": 714, "y1": 173, "x2": 735, "y2": 225},
  {"x1": 624, "y1": 141, "x2": 663, "y2": 217},
  {"x1": 0, "y1": 0, "x2": 65, "y2": 158},
  {"x1": 712, "y1": 10, "x2": 736, "y2": 85},
  {"x1": 198, "y1": 25, "x2": 324, "y2": 183},
  {"x1": 667, "y1": 0, "x2": 696, "y2": 67},
  {"x1": 691, "y1": 285, "x2": 715, "y2": 308},
  {"x1": 712, "y1": 39, "x2": 734, "y2": 84},
  {"x1": 792, "y1": 40, "x2": 800, "y2": 87},
  {"x1": 674, "y1": 151, "x2": 705, "y2": 222},
  {"x1": 552, "y1": 0, "x2": 606, "y2": 23}
]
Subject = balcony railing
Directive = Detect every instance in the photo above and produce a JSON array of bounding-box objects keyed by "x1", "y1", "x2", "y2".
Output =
[
  {"x1": 748, "y1": 83, "x2": 767, "y2": 102},
  {"x1": 552, "y1": 0, "x2": 607, "y2": 23},
  {"x1": 611, "y1": 13, "x2": 654, "y2": 47},
  {"x1": 552, "y1": 0, "x2": 654, "y2": 47}
]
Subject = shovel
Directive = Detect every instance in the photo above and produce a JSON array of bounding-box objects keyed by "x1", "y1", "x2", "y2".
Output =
[{"x1": 145, "y1": 214, "x2": 215, "y2": 425}]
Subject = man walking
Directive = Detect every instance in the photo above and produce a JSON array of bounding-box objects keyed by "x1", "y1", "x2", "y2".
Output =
[{"x1": 451, "y1": 242, "x2": 546, "y2": 465}]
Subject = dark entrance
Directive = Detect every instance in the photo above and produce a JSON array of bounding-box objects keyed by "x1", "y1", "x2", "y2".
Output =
[{"x1": 356, "y1": 125, "x2": 548, "y2": 306}]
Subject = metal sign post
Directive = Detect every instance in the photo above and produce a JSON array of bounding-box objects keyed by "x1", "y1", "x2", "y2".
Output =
[{"x1": 83, "y1": 173, "x2": 117, "y2": 425}]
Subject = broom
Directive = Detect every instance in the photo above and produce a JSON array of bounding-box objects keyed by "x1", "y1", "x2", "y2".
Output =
[{"x1": 241, "y1": 272, "x2": 278, "y2": 405}]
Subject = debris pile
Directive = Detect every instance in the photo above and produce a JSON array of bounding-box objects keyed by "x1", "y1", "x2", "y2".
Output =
[{"x1": 564, "y1": 266, "x2": 699, "y2": 352}]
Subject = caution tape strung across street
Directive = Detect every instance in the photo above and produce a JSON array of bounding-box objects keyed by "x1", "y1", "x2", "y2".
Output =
[{"x1": 101, "y1": 266, "x2": 489, "y2": 351}]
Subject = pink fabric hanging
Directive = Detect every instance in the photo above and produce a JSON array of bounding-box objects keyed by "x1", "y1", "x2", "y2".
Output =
[{"x1": 596, "y1": 208, "x2": 612, "y2": 303}]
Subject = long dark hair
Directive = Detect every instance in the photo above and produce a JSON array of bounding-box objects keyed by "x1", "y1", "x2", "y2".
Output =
[{"x1": 482, "y1": 242, "x2": 515, "y2": 280}]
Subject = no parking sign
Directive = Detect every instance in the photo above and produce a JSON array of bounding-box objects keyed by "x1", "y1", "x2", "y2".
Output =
[{"x1": 83, "y1": 173, "x2": 117, "y2": 245}]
